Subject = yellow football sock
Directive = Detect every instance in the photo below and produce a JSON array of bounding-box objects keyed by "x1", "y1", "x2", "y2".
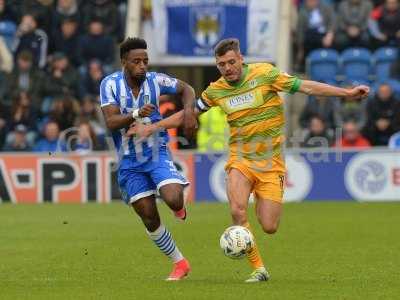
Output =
[{"x1": 243, "y1": 222, "x2": 265, "y2": 270}]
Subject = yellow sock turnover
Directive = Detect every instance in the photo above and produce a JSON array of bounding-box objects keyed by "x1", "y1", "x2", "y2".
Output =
[{"x1": 243, "y1": 222, "x2": 265, "y2": 270}]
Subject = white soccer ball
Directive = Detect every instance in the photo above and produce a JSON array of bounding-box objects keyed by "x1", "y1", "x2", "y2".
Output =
[{"x1": 219, "y1": 225, "x2": 254, "y2": 259}]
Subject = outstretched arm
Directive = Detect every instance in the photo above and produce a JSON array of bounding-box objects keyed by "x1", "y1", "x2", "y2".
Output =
[
  {"x1": 126, "y1": 109, "x2": 202, "y2": 139},
  {"x1": 298, "y1": 80, "x2": 370, "y2": 99},
  {"x1": 150, "y1": 110, "x2": 185, "y2": 130}
]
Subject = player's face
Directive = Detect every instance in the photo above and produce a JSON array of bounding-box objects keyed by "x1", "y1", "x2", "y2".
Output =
[
  {"x1": 216, "y1": 50, "x2": 244, "y2": 83},
  {"x1": 123, "y1": 49, "x2": 149, "y2": 82}
]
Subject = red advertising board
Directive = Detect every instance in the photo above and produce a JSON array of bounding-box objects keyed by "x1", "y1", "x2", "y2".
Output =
[{"x1": 0, "y1": 152, "x2": 194, "y2": 204}]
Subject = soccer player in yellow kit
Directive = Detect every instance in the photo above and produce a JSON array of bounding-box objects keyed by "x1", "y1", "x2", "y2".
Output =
[{"x1": 128, "y1": 38, "x2": 369, "y2": 282}]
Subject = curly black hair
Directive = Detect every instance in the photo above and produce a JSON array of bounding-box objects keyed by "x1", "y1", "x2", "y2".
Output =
[{"x1": 119, "y1": 37, "x2": 147, "y2": 59}]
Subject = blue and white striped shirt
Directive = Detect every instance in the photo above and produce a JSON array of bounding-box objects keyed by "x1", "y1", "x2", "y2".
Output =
[{"x1": 100, "y1": 70, "x2": 178, "y2": 168}]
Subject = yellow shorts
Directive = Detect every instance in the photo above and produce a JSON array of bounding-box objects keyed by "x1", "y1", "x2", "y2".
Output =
[{"x1": 225, "y1": 159, "x2": 285, "y2": 203}]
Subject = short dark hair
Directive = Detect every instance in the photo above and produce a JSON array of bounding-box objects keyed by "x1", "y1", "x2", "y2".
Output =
[
  {"x1": 62, "y1": 16, "x2": 78, "y2": 24},
  {"x1": 120, "y1": 37, "x2": 147, "y2": 59},
  {"x1": 18, "y1": 50, "x2": 33, "y2": 62},
  {"x1": 89, "y1": 17, "x2": 104, "y2": 25},
  {"x1": 214, "y1": 38, "x2": 240, "y2": 57}
]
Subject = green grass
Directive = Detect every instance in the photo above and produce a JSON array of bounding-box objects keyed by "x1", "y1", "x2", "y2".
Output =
[{"x1": 1, "y1": 202, "x2": 399, "y2": 300}]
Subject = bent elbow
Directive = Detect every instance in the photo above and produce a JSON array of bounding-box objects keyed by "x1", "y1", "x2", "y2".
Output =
[
  {"x1": 187, "y1": 85, "x2": 195, "y2": 97},
  {"x1": 181, "y1": 82, "x2": 195, "y2": 98}
]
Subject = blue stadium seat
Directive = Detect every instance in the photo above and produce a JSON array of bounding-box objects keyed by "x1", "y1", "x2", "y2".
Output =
[
  {"x1": 341, "y1": 48, "x2": 372, "y2": 82},
  {"x1": 342, "y1": 79, "x2": 371, "y2": 87},
  {"x1": 373, "y1": 47, "x2": 398, "y2": 80},
  {"x1": 0, "y1": 21, "x2": 17, "y2": 50},
  {"x1": 388, "y1": 132, "x2": 400, "y2": 149},
  {"x1": 307, "y1": 49, "x2": 340, "y2": 82}
]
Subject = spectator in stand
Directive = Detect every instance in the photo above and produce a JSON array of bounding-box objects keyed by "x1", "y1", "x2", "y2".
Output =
[
  {"x1": 301, "y1": 115, "x2": 334, "y2": 147},
  {"x1": 81, "y1": 0, "x2": 119, "y2": 36},
  {"x1": 48, "y1": 97, "x2": 79, "y2": 131},
  {"x1": 363, "y1": 83, "x2": 400, "y2": 145},
  {"x1": 334, "y1": 121, "x2": 371, "y2": 148},
  {"x1": 79, "y1": 96, "x2": 107, "y2": 149},
  {"x1": 51, "y1": 17, "x2": 81, "y2": 67},
  {"x1": 296, "y1": 0, "x2": 336, "y2": 68},
  {"x1": 42, "y1": 52, "x2": 82, "y2": 109},
  {"x1": 52, "y1": 0, "x2": 80, "y2": 37},
  {"x1": 335, "y1": 0, "x2": 373, "y2": 50},
  {"x1": 334, "y1": 88, "x2": 367, "y2": 128},
  {"x1": 80, "y1": 96, "x2": 106, "y2": 142},
  {"x1": 69, "y1": 119, "x2": 103, "y2": 153},
  {"x1": 369, "y1": 0, "x2": 400, "y2": 47},
  {"x1": 5, "y1": 50, "x2": 45, "y2": 108},
  {"x1": 33, "y1": 120, "x2": 62, "y2": 152},
  {"x1": 2, "y1": 124, "x2": 32, "y2": 151},
  {"x1": 299, "y1": 95, "x2": 338, "y2": 130},
  {"x1": 81, "y1": 59, "x2": 104, "y2": 99},
  {"x1": 7, "y1": 91, "x2": 38, "y2": 139},
  {"x1": 78, "y1": 19, "x2": 115, "y2": 74},
  {"x1": 12, "y1": 14, "x2": 48, "y2": 69},
  {"x1": 20, "y1": 0, "x2": 54, "y2": 36}
]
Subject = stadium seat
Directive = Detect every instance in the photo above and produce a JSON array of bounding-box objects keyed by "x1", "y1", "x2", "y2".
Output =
[
  {"x1": 306, "y1": 49, "x2": 340, "y2": 82},
  {"x1": 388, "y1": 132, "x2": 400, "y2": 149},
  {"x1": 341, "y1": 48, "x2": 372, "y2": 82},
  {"x1": 342, "y1": 79, "x2": 370, "y2": 88},
  {"x1": 0, "y1": 21, "x2": 17, "y2": 50},
  {"x1": 373, "y1": 47, "x2": 398, "y2": 80}
]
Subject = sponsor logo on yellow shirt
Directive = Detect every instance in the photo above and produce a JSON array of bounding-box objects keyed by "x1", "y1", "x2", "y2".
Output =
[{"x1": 222, "y1": 90, "x2": 263, "y2": 114}]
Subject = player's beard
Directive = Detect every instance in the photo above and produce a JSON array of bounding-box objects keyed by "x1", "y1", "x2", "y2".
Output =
[
  {"x1": 134, "y1": 73, "x2": 146, "y2": 84},
  {"x1": 224, "y1": 69, "x2": 241, "y2": 83},
  {"x1": 225, "y1": 74, "x2": 240, "y2": 84},
  {"x1": 125, "y1": 68, "x2": 146, "y2": 85}
]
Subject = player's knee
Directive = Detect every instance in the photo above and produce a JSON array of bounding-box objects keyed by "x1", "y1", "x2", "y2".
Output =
[
  {"x1": 164, "y1": 192, "x2": 184, "y2": 210},
  {"x1": 161, "y1": 186, "x2": 184, "y2": 209},
  {"x1": 261, "y1": 222, "x2": 279, "y2": 234}
]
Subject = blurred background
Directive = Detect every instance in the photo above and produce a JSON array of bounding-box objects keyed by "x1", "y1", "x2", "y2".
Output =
[{"x1": 0, "y1": 0, "x2": 399, "y2": 203}]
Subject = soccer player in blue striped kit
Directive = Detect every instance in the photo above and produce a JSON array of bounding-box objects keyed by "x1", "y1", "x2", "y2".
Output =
[{"x1": 100, "y1": 38, "x2": 197, "y2": 280}]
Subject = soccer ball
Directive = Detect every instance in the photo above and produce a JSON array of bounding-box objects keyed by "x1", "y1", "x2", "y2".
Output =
[{"x1": 219, "y1": 225, "x2": 254, "y2": 259}]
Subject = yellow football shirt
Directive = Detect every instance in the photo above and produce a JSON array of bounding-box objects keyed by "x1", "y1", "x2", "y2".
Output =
[{"x1": 196, "y1": 63, "x2": 301, "y2": 174}]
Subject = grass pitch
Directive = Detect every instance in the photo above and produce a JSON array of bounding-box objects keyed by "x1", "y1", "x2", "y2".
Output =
[{"x1": 1, "y1": 202, "x2": 399, "y2": 300}]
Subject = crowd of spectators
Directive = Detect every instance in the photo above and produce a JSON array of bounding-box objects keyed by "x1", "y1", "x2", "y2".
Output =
[
  {"x1": 0, "y1": 0, "x2": 127, "y2": 153},
  {"x1": 294, "y1": 0, "x2": 398, "y2": 65},
  {"x1": 295, "y1": 0, "x2": 400, "y2": 148}
]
